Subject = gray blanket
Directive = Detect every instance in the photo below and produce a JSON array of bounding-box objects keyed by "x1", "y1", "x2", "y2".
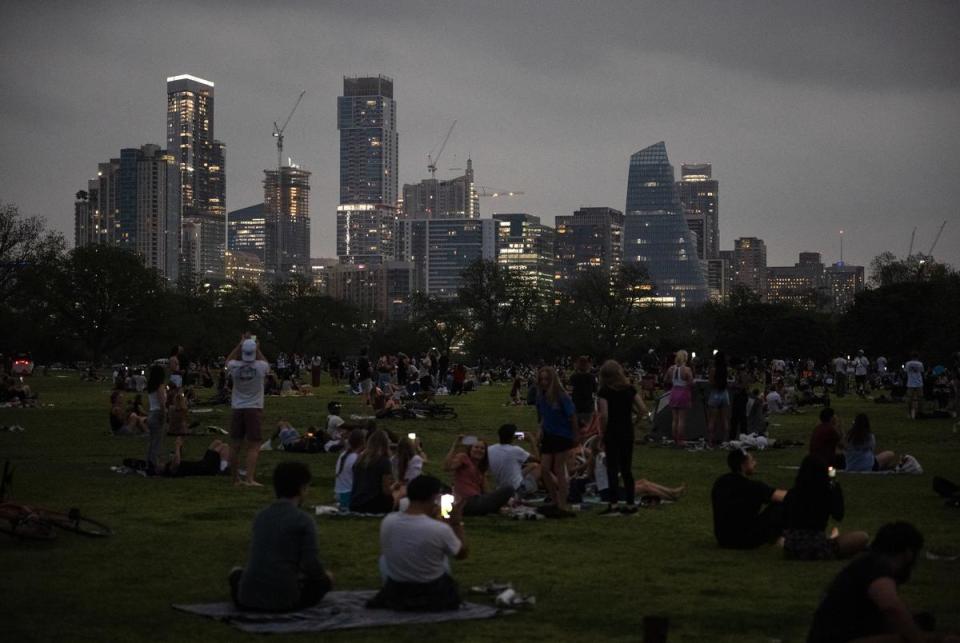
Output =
[{"x1": 173, "y1": 590, "x2": 508, "y2": 633}]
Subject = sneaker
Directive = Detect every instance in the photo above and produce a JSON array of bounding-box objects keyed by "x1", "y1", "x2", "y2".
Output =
[{"x1": 619, "y1": 504, "x2": 638, "y2": 515}]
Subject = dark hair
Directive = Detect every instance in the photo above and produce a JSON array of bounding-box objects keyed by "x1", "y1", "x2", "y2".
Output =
[
  {"x1": 871, "y1": 521, "x2": 924, "y2": 556},
  {"x1": 711, "y1": 351, "x2": 728, "y2": 390},
  {"x1": 110, "y1": 391, "x2": 122, "y2": 404},
  {"x1": 406, "y1": 475, "x2": 444, "y2": 502},
  {"x1": 819, "y1": 407, "x2": 835, "y2": 424},
  {"x1": 727, "y1": 449, "x2": 749, "y2": 473},
  {"x1": 327, "y1": 400, "x2": 342, "y2": 413},
  {"x1": 396, "y1": 437, "x2": 417, "y2": 482},
  {"x1": 498, "y1": 423, "x2": 518, "y2": 444},
  {"x1": 793, "y1": 455, "x2": 830, "y2": 492},
  {"x1": 846, "y1": 413, "x2": 872, "y2": 446},
  {"x1": 337, "y1": 428, "x2": 368, "y2": 476},
  {"x1": 273, "y1": 461, "x2": 312, "y2": 498},
  {"x1": 169, "y1": 345, "x2": 181, "y2": 357},
  {"x1": 147, "y1": 364, "x2": 166, "y2": 393}
]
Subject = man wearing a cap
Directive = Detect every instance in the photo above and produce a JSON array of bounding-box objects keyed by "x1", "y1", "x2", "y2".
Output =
[{"x1": 225, "y1": 337, "x2": 270, "y2": 486}]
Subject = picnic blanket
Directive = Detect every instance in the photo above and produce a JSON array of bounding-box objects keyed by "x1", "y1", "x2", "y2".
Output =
[{"x1": 173, "y1": 590, "x2": 508, "y2": 633}]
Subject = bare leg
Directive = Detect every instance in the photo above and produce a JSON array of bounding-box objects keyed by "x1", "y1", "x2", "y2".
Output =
[
  {"x1": 707, "y1": 408, "x2": 717, "y2": 446},
  {"x1": 671, "y1": 410, "x2": 680, "y2": 445},
  {"x1": 244, "y1": 440, "x2": 262, "y2": 485},
  {"x1": 635, "y1": 479, "x2": 686, "y2": 501},
  {"x1": 553, "y1": 453, "x2": 570, "y2": 511},
  {"x1": 720, "y1": 406, "x2": 730, "y2": 444},
  {"x1": 676, "y1": 409, "x2": 688, "y2": 445},
  {"x1": 230, "y1": 440, "x2": 243, "y2": 484},
  {"x1": 540, "y1": 453, "x2": 559, "y2": 504},
  {"x1": 834, "y1": 530, "x2": 870, "y2": 558}
]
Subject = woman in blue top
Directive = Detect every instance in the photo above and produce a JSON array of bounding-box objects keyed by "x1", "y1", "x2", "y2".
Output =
[
  {"x1": 536, "y1": 366, "x2": 577, "y2": 517},
  {"x1": 844, "y1": 414, "x2": 897, "y2": 471}
]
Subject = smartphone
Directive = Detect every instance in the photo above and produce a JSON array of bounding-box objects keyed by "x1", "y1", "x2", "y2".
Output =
[
  {"x1": 514, "y1": 431, "x2": 525, "y2": 440},
  {"x1": 440, "y1": 493, "x2": 455, "y2": 520},
  {"x1": 407, "y1": 432, "x2": 417, "y2": 441},
  {"x1": 828, "y1": 466, "x2": 836, "y2": 479},
  {"x1": 462, "y1": 435, "x2": 478, "y2": 446}
]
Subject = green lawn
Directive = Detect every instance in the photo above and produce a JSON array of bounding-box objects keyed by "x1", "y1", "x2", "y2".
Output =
[{"x1": 1, "y1": 375, "x2": 958, "y2": 642}]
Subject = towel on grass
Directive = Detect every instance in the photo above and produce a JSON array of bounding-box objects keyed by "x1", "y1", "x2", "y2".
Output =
[{"x1": 173, "y1": 590, "x2": 507, "y2": 633}]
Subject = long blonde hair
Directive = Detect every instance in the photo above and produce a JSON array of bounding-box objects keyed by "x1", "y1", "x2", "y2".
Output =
[
  {"x1": 357, "y1": 428, "x2": 390, "y2": 469},
  {"x1": 674, "y1": 350, "x2": 689, "y2": 366},
  {"x1": 537, "y1": 366, "x2": 566, "y2": 406},
  {"x1": 599, "y1": 359, "x2": 630, "y2": 391}
]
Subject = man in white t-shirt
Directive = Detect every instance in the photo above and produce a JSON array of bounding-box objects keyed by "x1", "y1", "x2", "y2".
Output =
[
  {"x1": 854, "y1": 350, "x2": 870, "y2": 396},
  {"x1": 833, "y1": 355, "x2": 848, "y2": 397},
  {"x1": 226, "y1": 337, "x2": 270, "y2": 487},
  {"x1": 487, "y1": 424, "x2": 541, "y2": 496},
  {"x1": 904, "y1": 352, "x2": 924, "y2": 420},
  {"x1": 368, "y1": 475, "x2": 468, "y2": 611}
]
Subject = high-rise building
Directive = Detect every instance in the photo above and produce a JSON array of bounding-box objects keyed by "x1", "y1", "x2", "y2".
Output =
[
  {"x1": 732, "y1": 237, "x2": 768, "y2": 296},
  {"x1": 224, "y1": 250, "x2": 265, "y2": 284},
  {"x1": 624, "y1": 142, "x2": 709, "y2": 307},
  {"x1": 264, "y1": 165, "x2": 311, "y2": 275},
  {"x1": 74, "y1": 144, "x2": 179, "y2": 278},
  {"x1": 181, "y1": 211, "x2": 226, "y2": 281},
  {"x1": 310, "y1": 257, "x2": 338, "y2": 292},
  {"x1": 554, "y1": 207, "x2": 624, "y2": 288},
  {"x1": 166, "y1": 74, "x2": 226, "y2": 277},
  {"x1": 327, "y1": 261, "x2": 413, "y2": 320},
  {"x1": 677, "y1": 163, "x2": 719, "y2": 261},
  {"x1": 719, "y1": 250, "x2": 736, "y2": 299},
  {"x1": 336, "y1": 204, "x2": 397, "y2": 265},
  {"x1": 338, "y1": 75, "x2": 398, "y2": 207},
  {"x1": 825, "y1": 262, "x2": 865, "y2": 312},
  {"x1": 492, "y1": 213, "x2": 555, "y2": 299},
  {"x1": 402, "y1": 158, "x2": 478, "y2": 219},
  {"x1": 766, "y1": 252, "x2": 827, "y2": 310},
  {"x1": 227, "y1": 203, "x2": 267, "y2": 261},
  {"x1": 706, "y1": 258, "x2": 728, "y2": 304},
  {"x1": 397, "y1": 218, "x2": 497, "y2": 298}
]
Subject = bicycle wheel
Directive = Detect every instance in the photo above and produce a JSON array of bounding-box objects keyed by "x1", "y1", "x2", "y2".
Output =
[
  {"x1": 0, "y1": 504, "x2": 58, "y2": 541},
  {"x1": 35, "y1": 507, "x2": 113, "y2": 537}
]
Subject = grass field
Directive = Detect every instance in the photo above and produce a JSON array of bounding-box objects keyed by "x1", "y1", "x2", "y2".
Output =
[{"x1": 1, "y1": 374, "x2": 959, "y2": 642}]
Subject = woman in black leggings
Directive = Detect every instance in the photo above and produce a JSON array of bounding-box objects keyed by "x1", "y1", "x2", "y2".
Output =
[{"x1": 597, "y1": 360, "x2": 648, "y2": 514}]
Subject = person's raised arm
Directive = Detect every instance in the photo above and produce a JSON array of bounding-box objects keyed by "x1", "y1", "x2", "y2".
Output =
[
  {"x1": 225, "y1": 339, "x2": 242, "y2": 363},
  {"x1": 444, "y1": 435, "x2": 464, "y2": 471}
]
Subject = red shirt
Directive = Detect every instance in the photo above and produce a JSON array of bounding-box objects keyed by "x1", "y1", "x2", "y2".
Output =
[
  {"x1": 453, "y1": 454, "x2": 485, "y2": 498},
  {"x1": 809, "y1": 423, "x2": 841, "y2": 466}
]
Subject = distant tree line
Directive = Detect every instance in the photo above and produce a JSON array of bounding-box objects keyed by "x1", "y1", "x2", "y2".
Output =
[{"x1": 2, "y1": 201, "x2": 957, "y2": 367}]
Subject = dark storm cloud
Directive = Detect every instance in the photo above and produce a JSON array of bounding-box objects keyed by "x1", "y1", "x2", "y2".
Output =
[{"x1": 1, "y1": 0, "x2": 958, "y2": 269}]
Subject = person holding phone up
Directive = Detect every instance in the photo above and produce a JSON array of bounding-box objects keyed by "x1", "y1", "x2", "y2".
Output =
[{"x1": 444, "y1": 435, "x2": 514, "y2": 516}]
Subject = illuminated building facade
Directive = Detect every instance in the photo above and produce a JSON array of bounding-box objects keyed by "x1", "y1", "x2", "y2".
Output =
[
  {"x1": 765, "y1": 252, "x2": 826, "y2": 310},
  {"x1": 825, "y1": 262, "x2": 865, "y2": 312},
  {"x1": 402, "y1": 158, "x2": 479, "y2": 219},
  {"x1": 492, "y1": 213, "x2": 555, "y2": 299},
  {"x1": 677, "y1": 163, "x2": 719, "y2": 261},
  {"x1": 224, "y1": 250, "x2": 265, "y2": 285},
  {"x1": 227, "y1": 203, "x2": 266, "y2": 261},
  {"x1": 336, "y1": 204, "x2": 398, "y2": 265},
  {"x1": 554, "y1": 207, "x2": 624, "y2": 288},
  {"x1": 397, "y1": 218, "x2": 497, "y2": 298},
  {"x1": 264, "y1": 166, "x2": 311, "y2": 275},
  {"x1": 327, "y1": 261, "x2": 414, "y2": 320},
  {"x1": 733, "y1": 237, "x2": 768, "y2": 296},
  {"x1": 338, "y1": 75, "x2": 398, "y2": 207}
]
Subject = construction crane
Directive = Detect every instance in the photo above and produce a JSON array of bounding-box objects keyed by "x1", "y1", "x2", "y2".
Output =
[
  {"x1": 427, "y1": 120, "x2": 456, "y2": 179},
  {"x1": 907, "y1": 227, "x2": 916, "y2": 258},
  {"x1": 475, "y1": 185, "x2": 525, "y2": 198},
  {"x1": 272, "y1": 90, "x2": 306, "y2": 170},
  {"x1": 927, "y1": 220, "x2": 947, "y2": 256}
]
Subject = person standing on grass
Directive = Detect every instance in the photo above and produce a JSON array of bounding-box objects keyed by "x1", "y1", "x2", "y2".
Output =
[
  {"x1": 145, "y1": 364, "x2": 167, "y2": 474},
  {"x1": 569, "y1": 356, "x2": 597, "y2": 434},
  {"x1": 665, "y1": 350, "x2": 694, "y2": 446},
  {"x1": 904, "y1": 352, "x2": 924, "y2": 420},
  {"x1": 226, "y1": 337, "x2": 270, "y2": 487},
  {"x1": 230, "y1": 462, "x2": 333, "y2": 612},
  {"x1": 597, "y1": 359, "x2": 647, "y2": 515},
  {"x1": 535, "y1": 366, "x2": 577, "y2": 517},
  {"x1": 706, "y1": 351, "x2": 731, "y2": 447}
]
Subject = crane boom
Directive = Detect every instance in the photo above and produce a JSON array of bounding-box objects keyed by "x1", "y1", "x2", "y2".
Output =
[
  {"x1": 270, "y1": 90, "x2": 306, "y2": 276},
  {"x1": 427, "y1": 120, "x2": 457, "y2": 178},
  {"x1": 907, "y1": 227, "x2": 916, "y2": 258},
  {"x1": 927, "y1": 220, "x2": 947, "y2": 256},
  {"x1": 273, "y1": 90, "x2": 306, "y2": 170}
]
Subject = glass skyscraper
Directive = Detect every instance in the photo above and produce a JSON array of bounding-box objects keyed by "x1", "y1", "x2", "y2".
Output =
[
  {"x1": 338, "y1": 75, "x2": 398, "y2": 207},
  {"x1": 624, "y1": 142, "x2": 709, "y2": 307}
]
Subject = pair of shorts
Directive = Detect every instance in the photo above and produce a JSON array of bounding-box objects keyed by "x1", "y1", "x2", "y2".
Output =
[
  {"x1": 669, "y1": 386, "x2": 692, "y2": 409},
  {"x1": 784, "y1": 529, "x2": 837, "y2": 560},
  {"x1": 707, "y1": 389, "x2": 730, "y2": 408},
  {"x1": 230, "y1": 408, "x2": 263, "y2": 442},
  {"x1": 540, "y1": 433, "x2": 575, "y2": 454},
  {"x1": 169, "y1": 374, "x2": 183, "y2": 388}
]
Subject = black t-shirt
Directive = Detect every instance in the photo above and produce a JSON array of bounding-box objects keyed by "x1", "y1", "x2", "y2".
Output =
[
  {"x1": 785, "y1": 483, "x2": 844, "y2": 532},
  {"x1": 597, "y1": 386, "x2": 637, "y2": 434},
  {"x1": 711, "y1": 472, "x2": 775, "y2": 547},
  {"x1": 350, "y1": 456, "x2": 393, "y2": 513},
  {"x1": 357, "y1": 357, "x2": 371, "y2": 380},
  {"x1": 569, "y1": 372, "x2": 597, "y2": 413},
  {"x1": 807, "y1": 553, "x2": 896, "y2": 643}
]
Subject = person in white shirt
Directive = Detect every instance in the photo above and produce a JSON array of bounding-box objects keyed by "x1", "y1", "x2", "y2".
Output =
[
  {"x1": 487, "y1": 424, "x2": 541, "y2": 496},
  {"x1": 225, "y1": 337, "x2": 270, "y2": 487},
  {"x1": 368, "y1": 475, "x2": 467, "y2": 611},
  {"x1": 334, "y1": 429, "x2": 366, "y2": 509},
  {"x1": 904, "y1": 352, "x2": 924, "y2": 420},
  {"x1": 395, "y1": 436, "x2": 428, "y2": 484},
  {"x1": 854, "y1": 350, "x2": 870, "y2": 396}
]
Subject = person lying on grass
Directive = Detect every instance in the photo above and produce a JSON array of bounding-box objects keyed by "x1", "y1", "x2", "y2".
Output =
[
  {"x1": 109, "y1": 391, "x2": 147, "y2": 435},
  {"x1": 711, "y1": 449, "x2": 788, "y2": 549},
  {"x1": 230, "y1": 462, "x2": 333, "y2": 612},
  {"x1": 807, "y1": 521, "x2": 960, "y2": 643},
  {"x1": 162, "y1": 436, "x2": 231, "y2": 477},
  {"x1": 368, "y1": 475, "x2": 467, "y2": 612},
  {"x1": 783, "y1": 455, "x2": 868, "y2": 560},
  {"x1": 444, "y1": 435, "x2": 514, "y2": 517}
]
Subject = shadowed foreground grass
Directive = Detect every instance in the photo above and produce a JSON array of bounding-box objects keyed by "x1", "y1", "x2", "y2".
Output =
[{"x1": 1, "y1": 375, "x2": 958, "y2": 642}]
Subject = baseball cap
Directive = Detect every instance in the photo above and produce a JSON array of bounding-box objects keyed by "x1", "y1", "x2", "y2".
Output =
[{"x1": 241, "y1": 339, "x2": 257, "y2": 362}]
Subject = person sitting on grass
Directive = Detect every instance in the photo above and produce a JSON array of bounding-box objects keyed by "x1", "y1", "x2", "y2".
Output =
[
  {"x1": 162, "y1": 436, "x2": 231, "y2": 477},
  {"x1": 444, "y1": 436, "x2": 514, "y2": 516},
  {"x1": 844, "y1": 413, "x2": 898, "y2": 472},
  {"x1": 810, "y1": 406, "x2": 846, "y2": 469},
  {"x1": 711, "y1": 449, "x2": 788, "y2": 549},
  {"x1": 109, "y1": 391, "x2": 146, "y2": 435},
  {"x1": 807, "y1": 521, "x2": 960, "y2": 643},
  {"x1": 368, "y1": 475, "x2": 467, "y2": 612},
  {"x1": 166, "y1": 384, "x2": 189, "y2": 435},
  {"x1": 230, "y1": 462, "x2": 333, "y2": 612},
  {"x1": 349, "y1": 428, "x2": 399, "y2": 514},
  {"x1": 334, "y1": 429, "x2": 366, "y2": 510},
  {"x1": 487, "y1": 424, "x2": 541, "y2": 498},
  {"x1": 396, "y1": 435, "x2": 428, "y2": 484},
  {"x1": 783, "y1": 455, "x2": 869, "y2": 560}
]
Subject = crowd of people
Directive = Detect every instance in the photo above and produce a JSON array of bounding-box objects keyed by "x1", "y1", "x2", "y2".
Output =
[{"x1": 50, "y1": 338, "x2": 959, "y2": 640}]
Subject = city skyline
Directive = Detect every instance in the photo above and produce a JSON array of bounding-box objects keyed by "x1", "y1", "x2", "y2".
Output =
[{"x1": 2, "y1": 1, "x2": 958, "y2": 269}]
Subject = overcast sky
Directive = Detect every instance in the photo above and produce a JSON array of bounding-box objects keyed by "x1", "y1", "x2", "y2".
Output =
[{"x1": 2, "y1": 0, "x2": 958, "y2": 268}]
